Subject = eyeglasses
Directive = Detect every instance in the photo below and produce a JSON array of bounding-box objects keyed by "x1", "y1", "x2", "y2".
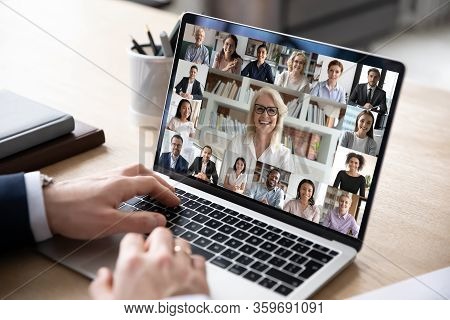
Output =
[
  {"x1": 254, "y1": 104, "x2": 278, "y2": 116},
  {"x1": 171, "y1": 143, "x2": 182, "y2": 148}
]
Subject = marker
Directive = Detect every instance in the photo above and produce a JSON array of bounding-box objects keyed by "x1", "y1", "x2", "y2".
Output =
[
  {"x1": 145, "y1": 25, "x2": 158, "y2": 55},
  {"x1": 160, "y1": 31, "x2": 173, "y2": 57},
  {"x1": 130, "y1": 35, "x2": 146, "y2": 55},
  {"x1": 169, "y1": 19, "x2": 180, "y2": 52}
]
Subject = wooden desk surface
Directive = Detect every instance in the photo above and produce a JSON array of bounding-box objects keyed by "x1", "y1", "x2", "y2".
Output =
[{"x1": 1, "y1": 0, "x2": 449, "y2": 300}]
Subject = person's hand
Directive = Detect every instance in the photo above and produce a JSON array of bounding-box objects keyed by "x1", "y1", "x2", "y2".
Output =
[
  {"x1": 224, "y1": 59, "x2": 237, "y2": 71},
  {"x1": 43, "y1": 163, "x2": 179, "y2": 239},
  {"x1": 89, "y1": 229, "x2": 209, "y2": 299},
  {"x1": 363, "y1": 103, "x2": 373, "y2": 109},
  {"x1": 194, "y1": 172, "x2": 208, "y2": 181},
  {"x1": 260, "y1": 198, "x2": 269, "y2": 205}
]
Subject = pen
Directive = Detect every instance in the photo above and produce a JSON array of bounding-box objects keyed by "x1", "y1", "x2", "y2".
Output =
[
  {"x1": 145, "y1": 25, "x2": 158, "y2": 56},
  {"x1": 130, "y1": 35, "x2": 146, "y2": 55},
  {"x1": 159, "y1": 31, "x2": 173, "y2": 57}
]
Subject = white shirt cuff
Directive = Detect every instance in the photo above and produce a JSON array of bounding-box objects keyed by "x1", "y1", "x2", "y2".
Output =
[{"x1": 24, "y1": 171, "x2": 53, "y2": 242}]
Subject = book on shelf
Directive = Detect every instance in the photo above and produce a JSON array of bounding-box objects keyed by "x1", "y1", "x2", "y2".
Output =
[
  {"x1": 208, "y1": 111, "x2": 246, "y2": 137},
  {"x1": 286, "y1": 98, "x2": 302, "y2": 118},
  {"x1": 307, "y1": 133, "x2": 321, "y2": 161},
  {"x1": 222, "y1": 81, "x2": 232, "y2": 98},
  {"x1": 210, "y1": 79, "x2": 240, "y2": 100},
  {"x1": 211, "y1": 80, "x2": 221, "y2": 94},
  {"x1": 217, "y1": 82, "x2": 226, "y2": 96},
  {"x1": 306, "y1": 102, "x2": 327, "y2": 126},
  {"x1": 282, "y1": 127, "x2": 322, "y2": 161},
  {"x1": 228, "y1": 81, "x2": 239, "y2": 99}
]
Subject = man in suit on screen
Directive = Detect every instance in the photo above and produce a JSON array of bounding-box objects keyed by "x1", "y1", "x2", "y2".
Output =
[
  {"x1": 349, "y1": 68, "x2": 387, "y2": 129},
  {"x1": 158, "y1": 134, "x2": 189, "y2": 174}
]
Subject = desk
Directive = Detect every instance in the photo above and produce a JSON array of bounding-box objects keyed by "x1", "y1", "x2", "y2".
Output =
[{"x1": 0, "y1": 0, "x2": 449, "y2": 300}]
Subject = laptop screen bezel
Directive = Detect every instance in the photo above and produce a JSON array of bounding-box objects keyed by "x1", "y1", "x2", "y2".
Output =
[{"x1": 154, "y1": 12, "x2": 405, "y2": 252}]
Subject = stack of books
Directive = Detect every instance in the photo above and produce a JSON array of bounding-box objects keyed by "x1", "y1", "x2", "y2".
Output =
[{"x1": 0, "y1": 90, "x2": 105, "y2": 174}]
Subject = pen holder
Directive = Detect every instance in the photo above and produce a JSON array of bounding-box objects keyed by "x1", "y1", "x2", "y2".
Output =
[{"x1": 128, "y1": 44, "x2": 173, "y2": 128}]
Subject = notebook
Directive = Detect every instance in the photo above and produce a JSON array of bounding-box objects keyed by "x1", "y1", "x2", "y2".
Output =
[
  {"x1": 0, "y1": 90, "x2": 75, "y2": 159},
  {"x1": 37, "y1": 13, "x2": 405, "y2": 299},
  {"x1": 0, "y1": 120, "x2": 105, "y2": 175}
]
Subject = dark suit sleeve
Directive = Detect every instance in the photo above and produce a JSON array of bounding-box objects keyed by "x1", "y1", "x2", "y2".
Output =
[
  {"x1": 349, "y1": 85, "x2": 360, "y2": 105},
  {"x1": 376, "y1": 89, "x2": 387, "y2": 114},
  {"x1": 192, "y1": 80, "x2": 203, "y2": 100},
  {"x1": 266, "y1": 65, "x2": 274, "y2": 84},
  {"x1": 210, "y1": 162, "x2": 218, "y2": 185},
  {"x1": 187, "y1": 157, "x2": 198, "y2": 176},
  {"x1": 159, "y1": 153, "x2": 169, "y2": 170},
  {"x1": 0, "y1": 173, "x2": 35, "y2": 251},
  {"x1": 240, "y1": 62, "x2": 250, "y2": 77},
  {"x1": 179, "y1": 157, "x2": 189, "y2": 174},
  {"x1": 175, "y1": 78, "x2": 186, "y2": 95}
]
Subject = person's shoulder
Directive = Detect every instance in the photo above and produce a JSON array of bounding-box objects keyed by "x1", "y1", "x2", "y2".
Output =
[
  {"x1": 343, "y1": 131, "x2": 353, "y2": 138},
  {"x1": 285, "y1": 199, "x2": 295, "y2": 206},
  {"x1": 376, "y1": 85, "x2": 386, "y2": 93}
]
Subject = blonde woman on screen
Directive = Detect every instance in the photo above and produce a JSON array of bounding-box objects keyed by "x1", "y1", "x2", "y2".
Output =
[{"x1": 275, "y1": 51, "x2": 310, "y2": 93}]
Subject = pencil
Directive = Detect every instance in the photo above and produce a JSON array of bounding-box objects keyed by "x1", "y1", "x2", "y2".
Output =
[
  {"x1": 145, "y1": 25, "x2": 158, "y2": 56},
  {"x1": 130, "y1": 35, "x2": 146, "y2": 55}
]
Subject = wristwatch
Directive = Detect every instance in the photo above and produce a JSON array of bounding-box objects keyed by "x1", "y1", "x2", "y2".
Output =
[{"x1": 40, "y1": 173, "x2": 54, "y2": 188}]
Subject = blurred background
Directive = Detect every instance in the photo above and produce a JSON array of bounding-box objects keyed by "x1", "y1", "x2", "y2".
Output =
[{"x1": 130, "y1": 0, "x2": 450, "y2": 92}]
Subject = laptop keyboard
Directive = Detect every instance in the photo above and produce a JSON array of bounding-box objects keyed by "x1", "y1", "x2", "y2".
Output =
[{"x1": 119, "y1": 188, "x2": 339, "y2": 296}]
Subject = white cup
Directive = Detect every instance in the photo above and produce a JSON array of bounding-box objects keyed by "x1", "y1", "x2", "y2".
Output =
[{"x1": 128, "y1": 45, "x2": 173, "y2": 127}]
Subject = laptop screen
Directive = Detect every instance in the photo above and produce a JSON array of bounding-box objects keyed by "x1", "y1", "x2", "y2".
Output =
[{"x1": 154, "y1": 13, "x2": 404, "y2": 243}]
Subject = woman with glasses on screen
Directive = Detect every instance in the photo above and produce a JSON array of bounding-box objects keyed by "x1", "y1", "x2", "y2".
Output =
[
  {"x1": 224, "y1": 87, "x2": 293, "y2": 173},
  {"x1": 275, "y1": 51, "x2": 310, "y2": 93}
]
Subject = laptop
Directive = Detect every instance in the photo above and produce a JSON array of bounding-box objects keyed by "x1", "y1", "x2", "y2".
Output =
[{"x1": 37, "y1": 12, "x2": 405, "y2": 299}]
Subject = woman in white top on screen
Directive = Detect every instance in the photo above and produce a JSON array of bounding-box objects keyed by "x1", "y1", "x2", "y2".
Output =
[
  {"x1": 167, "y1": 99, "x2": 195, "y2": 138},
  {"x1": 283, "y1": 179, "x2": 320, "y2": 223},
  {"x1": 340, "y1": 110, "x2": 377, "y2": 156},
  {"x1": 225, "y1": 87, "x2": 293, "y2": 172},
  {"x1": 275, "y1": 51, "x2": 310, "y2": 93},
  {"x1": 212, "y1": 34, "x2": 243, "y2": 74},
  {"x1": 223, "y1": 157, "x2": 248, "y2": 194}
]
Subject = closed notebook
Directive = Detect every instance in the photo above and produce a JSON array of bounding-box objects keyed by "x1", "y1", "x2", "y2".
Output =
[
  {"x1": 0, "y1": 90, "x2": 75, "y2": 159},
  {"x1": 0, "y1": 120, "x2": 105, "y2": 174}
]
